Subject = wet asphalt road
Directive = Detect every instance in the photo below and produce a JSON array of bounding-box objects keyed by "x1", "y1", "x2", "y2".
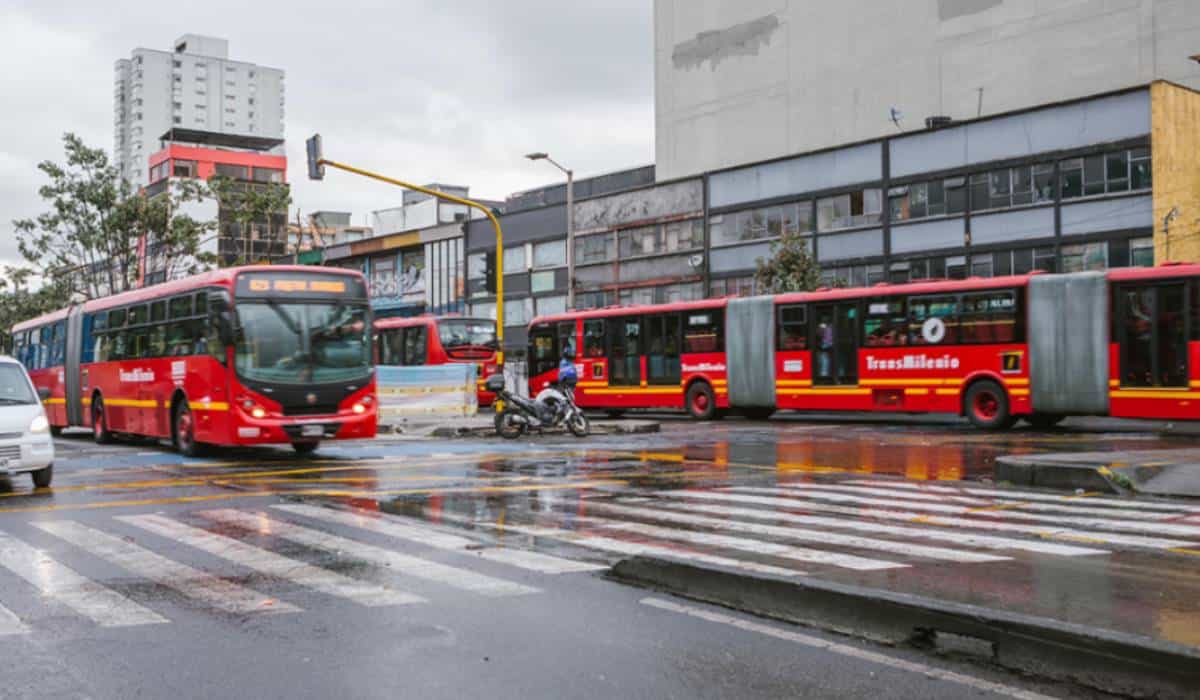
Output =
[{"x1": 0, "y1": 418, "x2": 1196, "y2": 699}]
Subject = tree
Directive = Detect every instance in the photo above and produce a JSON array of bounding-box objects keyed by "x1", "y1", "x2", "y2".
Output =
[
  {"x1": 0, "y1": 268, "x2": 70, "y2": 352},
  {"x1": 208, "y1": 175, "x2": 292, "y2": 266},
  {"x1": 754, "y1": 230, "x2": 822, "y2": 293},
  {"x1": 12, "y1": 133, "x2": 217, "y2": 300}
]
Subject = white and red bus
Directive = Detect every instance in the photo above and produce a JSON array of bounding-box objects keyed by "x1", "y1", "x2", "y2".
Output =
[
  {"x1": 11, "y1": 266, "x2": 377, "y2": 455},
  {"x1": 374, "y1": 316, "x2": 500, "y2": 406},
  {"x1": 528, "y1": 264, "x2": 1200, "y2": 429}
]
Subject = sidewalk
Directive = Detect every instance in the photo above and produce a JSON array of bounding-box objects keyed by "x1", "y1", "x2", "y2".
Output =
[
  {"x1": 995, "y1": 449, "x2": 1200, "y2": 497},
  {"x1": 377, "y1": 412, "x2": 660, "y2": 439}
]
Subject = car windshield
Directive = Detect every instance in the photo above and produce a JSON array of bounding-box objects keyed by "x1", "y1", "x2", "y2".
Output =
[
  {"x1": 438, "y1": 320, "x2": 496, "y2": 349},
  {"x1": 0, "y1": 364, "x2": 36, "y2": 405},
  {"x1": 235, "y1": 302, "x2": 371, "y2": 384}
]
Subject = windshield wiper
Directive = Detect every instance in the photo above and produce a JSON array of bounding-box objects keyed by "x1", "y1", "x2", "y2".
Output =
[
  {"x1": 0, "y1": 397, "x2": 32, "y2": 405},
  {"x1": 264, "y1": 298, "x2": 302, "y2": 336}
]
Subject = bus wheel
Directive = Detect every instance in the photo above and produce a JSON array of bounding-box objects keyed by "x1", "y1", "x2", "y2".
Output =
[
  {"x1": 686, "y1": 382, "x2": 717, "y2": 421},
  {"x1": 292, "y1": 442, "x2": 319, "y2": 456},
  {"x1": 174, "y1": 402, "x2": 201, "y2": 457},
  {"x1": 92, "y1": 399, "x2": 113, "y2": 445},
  {"x1": 49, "y1": 426, "x2": 63, "y2": 438},
  {"x1": 965, "y1": 381, "x2": 1015, "y2": 431},
  {"x1": 1025, "y1": 413, "x2": 1066, "y2": 430}
]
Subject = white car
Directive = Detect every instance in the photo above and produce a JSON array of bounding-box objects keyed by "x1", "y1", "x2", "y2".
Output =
[{"x1": 0, "y1": 356, "x2": 54, "y2": 488}]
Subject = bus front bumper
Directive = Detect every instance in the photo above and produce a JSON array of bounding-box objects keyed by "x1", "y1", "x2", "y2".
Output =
[{"x1": 229, "y1": 410, "x2": 377, "y2": 445}]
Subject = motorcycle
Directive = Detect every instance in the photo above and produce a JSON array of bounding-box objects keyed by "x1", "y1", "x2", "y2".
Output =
[{"x1": 484, "y1": 373, "x2": 590, "y2": 439}]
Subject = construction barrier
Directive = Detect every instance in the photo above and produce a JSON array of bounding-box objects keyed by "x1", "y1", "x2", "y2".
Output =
[{"x1": 376, "y1": 364, "x2": 478, "y2": 424}]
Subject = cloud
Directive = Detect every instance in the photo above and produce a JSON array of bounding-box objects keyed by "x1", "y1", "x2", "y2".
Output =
[{"x1": 0, "y1": 0, "x2": 653, "y2": 264}]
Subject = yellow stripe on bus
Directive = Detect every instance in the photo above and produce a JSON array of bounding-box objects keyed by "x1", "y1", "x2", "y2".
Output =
[
  {"x1": 1111, "y1": 390, "x2": 1200, "y2": 400},
  {"x1": 189, "y1": 402, "x2": 230, "y2": 412},
  {"x1": 779, "y1": 389, "x2": 872, "y2": 397}
]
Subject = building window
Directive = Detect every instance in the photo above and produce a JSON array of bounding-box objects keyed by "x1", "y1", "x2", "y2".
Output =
[
  {"x1": 1061, "y1": 148, "x2": 1151, "y2": 200},
  {"x1": 503, "y1": 298, "x2": 534, "y2": 327},
  {"x1": 214, "y1": 163, "x2": 249, "y2": 180},
  {"x1": 664, "y1": 219, "x2": 704, "y2": 252},
  {"x1": 1130, "y1": 237, "x2": 1154, "y2": 267},
  {"x1": 1061, "y1": 242, "x2": 1108, "y2": 272},
  {"x1": 173, "y1": 116, "x2": 182, "y2": 125},
  {"x1": 817, "y1": 190, "x2": 881, "y2": 232},
  {"x1": 575, "y1": 233, "x2": 614, "y2": 265},
  {"x1": 536, "y1": 296, "x2": 567, "y2": 317},
  {"x1": 503, "y1": 245, "x2": 528, "y2": 274},
  {"x1": 709, "y1": 276, "x2": 756, "y2": 298},
  {"x1": 890, "y1": 178, "x2": 967, "y2": 222},
  {"x1": 576, "y1": 291, "x2": 615, "y2": 310},
  {"x1": 252, "y1": 167, "x2": 284, "y2": 183},
  {"x1": 224, "y1": 121, "x2": 236, "y2": 127},
  {"x1": 533, "y1": 239, "x2": 567, "y2": 268},
  {"x1": 173, "y1": 160, "x2": 196, "y2": 178},
  {"x1": 970, "y1": 164, "x2": 1054, "y2": 212},
  {"x1": 531, "y1": 270, "x2": 556, "y2": 294},
  {"x1": 618, "y1": 225, "x2": 660, "y2": 258}
]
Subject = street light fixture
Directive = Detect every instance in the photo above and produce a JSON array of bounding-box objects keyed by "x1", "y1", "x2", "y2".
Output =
[{"x1": 526, "y1": 152, "x2": 575, "y2": 309}]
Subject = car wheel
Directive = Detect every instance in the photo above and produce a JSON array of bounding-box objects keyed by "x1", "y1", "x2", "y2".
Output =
[{"x1": 31, "y1": 465, "x2": 52, "y2": 489}]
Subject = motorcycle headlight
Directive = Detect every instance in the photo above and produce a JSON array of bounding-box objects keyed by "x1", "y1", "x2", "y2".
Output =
[{"x1": 29, "y1": 414, "x2": 49, "y2": 435}]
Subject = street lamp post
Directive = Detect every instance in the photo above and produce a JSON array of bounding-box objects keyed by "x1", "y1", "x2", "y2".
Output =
[{"x1": 526, "y1": 153, "x2": 574, "y2": 309}]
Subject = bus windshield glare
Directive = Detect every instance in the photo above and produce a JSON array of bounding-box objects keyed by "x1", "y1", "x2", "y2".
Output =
[
  {"x1": 438, "y1": 320, "x2": 496, "y2": 350},
  {"x1": 235, "y1": 301, "x2": 371, "y2": 384}
]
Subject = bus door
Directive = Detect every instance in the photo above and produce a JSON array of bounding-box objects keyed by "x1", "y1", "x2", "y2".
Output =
[
  {"x1": 1115, "y1": 283, "x2": 1188, "y2": 388},
  {"x1": 813, "y1": 303, "x2": 859, "y2": 386},
  {"x1": 65, "y1": 305, "x2": 84, "y2": 426},
  {"x1": 608, "y1": 317, "x2": 642, "y2": 387},
  {"x1": 645, "y1": 314, "x2": 681, "y2": 386}
]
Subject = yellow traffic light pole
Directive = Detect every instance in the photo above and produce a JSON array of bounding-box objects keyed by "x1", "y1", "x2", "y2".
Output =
[{"x1": 315, "y1": 158, "x2": 506, "y2": 367}]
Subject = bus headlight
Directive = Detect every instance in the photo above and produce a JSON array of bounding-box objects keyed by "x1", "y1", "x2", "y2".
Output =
[
  {"x1": 251, "y1": 407, "x2": 267, "y2": 419},
  {"x1": 29, "y1": 414, "x2": 49, "y2": 435},
  {"x1": 352, "y1": 403, "x2": 367, "y2": 415}
]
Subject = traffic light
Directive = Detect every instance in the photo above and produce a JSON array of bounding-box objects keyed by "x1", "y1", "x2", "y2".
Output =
[
  {"x1": 484, "y1": 250, "x2": 497, "y2": 294},
  {"x1": 306, "y1": 134, "x2": 325, "y2": 181}
]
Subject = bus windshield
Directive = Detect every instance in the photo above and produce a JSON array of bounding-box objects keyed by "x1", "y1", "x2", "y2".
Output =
[
  {"x1": 235, "y1": 302, "x2": 371, "y2": 384},
  {"x1": 438, "y1": 320, "x2": 496, "y2": 350}
]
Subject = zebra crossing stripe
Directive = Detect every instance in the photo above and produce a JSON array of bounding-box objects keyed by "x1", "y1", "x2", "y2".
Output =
[
  {"x1": 580, "y1": 516, "x2": 905, "y2": 571},
  {"x1": 656, "y1": 490, "x2": 1196, "y2": 550},
  {"x1": 777, "y1": 483, "x2": 1177, "y2": 521},
  {"x1": 635, "y1": 497, "x2": 1106, "y2": 556},
  {"x1": 848, "y1": 480, "x2": 1200, "y2": 514},
  {"x1": 431, "y1": 510, "x2": 806, "y2": 578},
  {"x1": 198, "y1": 509, "x2": 538, "y2": 598},
  {"x1": 32, "y1": 521, "x2": 299, "y2": 616},
  {"x1": 118, "y1": 514, "x2": 425, "y2": 607},
  {"x1": 749, "y1": 486, "x2": 1200, "y2": 538},
  {"x1": 0, "y1": 531, "x2": 168, "y2": 627},
  {"x1": 274, "y1": 504, "x2": 606, "y2": 574},
  {"x1": 0, "y1": 602, "x2": 28, "y2": 636}
]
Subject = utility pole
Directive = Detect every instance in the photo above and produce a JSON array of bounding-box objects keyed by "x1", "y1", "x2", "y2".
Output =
[{"x1": 526, "y1": 153, "x2": 575, "y2": 309}]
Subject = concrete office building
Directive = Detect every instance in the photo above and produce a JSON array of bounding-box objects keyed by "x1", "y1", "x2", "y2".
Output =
[
  {"x1": 114, "y1": 34, "x2": 285, "y2": 187},
  {"x1": 655, "y1": 0, "x2": 1200, "y2": 181}
]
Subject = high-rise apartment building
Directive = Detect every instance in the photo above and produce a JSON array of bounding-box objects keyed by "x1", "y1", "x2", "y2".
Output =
[{"x1": 114, "y1": 34, "x2": 285, "y2": 187}]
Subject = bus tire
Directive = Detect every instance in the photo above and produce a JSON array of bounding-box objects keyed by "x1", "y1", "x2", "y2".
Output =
[
  {"x1": 50, "y1": 426, "x2": 63, "y2": 438},
  {"x1": 292, "y1": 442, "x2": 319, "y2": 456},
  {"x1": 1025, "y1": 413, "x2": 1066, "y2": 430},
  {"x1": 173, "y1": 402, "x2": 202, "y2": 457},
  {"x1": 686, "y1": 382, "x2": 717, "y2": 421},
  {"x1": 92, "y1": 398, "x2": 113, "y2": 445},
  {"x1": 31, "y1": 465, "x2": 52, "y2": 489},
  {"x1": 964, "y1": 380, "x2": 1015, "y2": 431}
]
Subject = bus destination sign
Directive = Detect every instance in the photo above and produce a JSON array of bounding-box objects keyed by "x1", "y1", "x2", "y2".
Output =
[{"x1": 236, "y1": 272, "x2": 366, "y2": 299}]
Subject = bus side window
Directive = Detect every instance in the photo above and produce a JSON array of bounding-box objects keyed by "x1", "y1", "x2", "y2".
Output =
[
  {"x1": 403, "y1": 327, "x2": 427, "y2": 365},
  {"x1": 863, "y1": 299, "x2": 907, "y2": 347},
  {"x1": 909, "y1": 296, "x2": 959, "y2": 345},
  {"x1": 584, "y1": 320, "x2": 605, "y2": 357},
  {"x1": 39, "y1": 326, "x2": 54, "y2": 369},
  {"x1": 685, "y1": 312, "x2": 722, "y2": 354},
  {"x1": 166, "y1": 322, "x2": 192, "y2": 356},
  {"x1": 776, "y1": 305, "x2": 808, "y2": 351}
]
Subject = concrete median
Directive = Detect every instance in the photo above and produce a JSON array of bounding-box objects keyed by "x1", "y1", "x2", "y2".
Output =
[{"x1": 609, "y1": 555, "x2": 1200, "y2": 699}]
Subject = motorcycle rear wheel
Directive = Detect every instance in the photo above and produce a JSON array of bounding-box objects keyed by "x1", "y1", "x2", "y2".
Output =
[{"x1": 495, "y1": 409, "x2": 527, "y2": 440}]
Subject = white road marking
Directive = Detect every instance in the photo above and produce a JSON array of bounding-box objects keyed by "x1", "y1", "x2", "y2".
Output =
[
  {"x1": 0, "y1": 531, "x2": 168, "y2": 628},
  {"x1": 198, "y1": 509, "x2": 538, "y2": 598},
  {"x1": 118, "y1": 514, "x2": 425, "y2": 607},
  {"x1": 33, "y1": 521, "x2": 297, "y2": 616},
  {"x1": 632, "y1": 498, "x2": 1105, "y2": 557},
  {"x1": 657, "y1": 490, "x2": 1195, "y2": 550},
  {"x1": 0, "y1": 602, "x2": 29, "y2": 636},
  {"x1": 848, "y1": 480, "x2": 1200, "y2": 513},
  {"x1": 431, "y1": 510, "x2": 806, "y2": 578},
  {"x1": 274, "y1": 504, "x2": 606, "y2": 574},
  {"x1": 736, "y1": 486, "x2": 1200, "y2": 538},
  {"x1": 582, "y1": 516, "x2": 906, "y2": 571},
  {"x1": 641, "y1": 597, "x2": 1058, "y2": 700}
]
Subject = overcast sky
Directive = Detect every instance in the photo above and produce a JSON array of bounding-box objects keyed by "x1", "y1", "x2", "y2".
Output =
[{"x1": 0, "y1": 0, "x2": 654, "y2": 267}]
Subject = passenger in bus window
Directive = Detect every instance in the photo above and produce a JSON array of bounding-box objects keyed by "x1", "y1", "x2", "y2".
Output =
[{"x1": 816, "y1": 321, "x2": 833, "y2": 379}]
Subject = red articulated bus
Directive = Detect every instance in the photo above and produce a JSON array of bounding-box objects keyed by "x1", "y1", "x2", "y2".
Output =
[
  {"x1": 528, "y1": 264, "x2": 1200, "y2": 429},
  {"x1": 11, "y1": 266, "x2": 377, "y2": 455},
  {"x1": 374, "y1": 316, "x2": 500, "y2": 406}
]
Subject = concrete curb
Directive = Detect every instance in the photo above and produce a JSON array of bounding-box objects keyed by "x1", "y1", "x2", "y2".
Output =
[
  {"x1": 609, "y1": 556, "x2": 1200, "y2": 699},
  {"x1": 993, "y1": 456, "x2": 1126, "y2": 494}
]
